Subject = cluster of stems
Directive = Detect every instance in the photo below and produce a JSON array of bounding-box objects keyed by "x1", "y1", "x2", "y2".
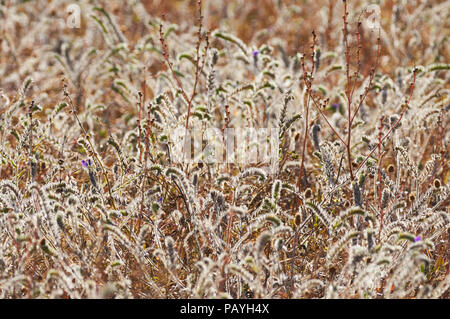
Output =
[{"x1": 297, "y1": 0, "x2": 417, "y2": 201}]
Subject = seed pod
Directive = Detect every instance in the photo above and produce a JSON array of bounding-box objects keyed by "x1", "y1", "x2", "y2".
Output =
[
  {"x1": 353, "y1": 181, "x2": 363, "y2": 207},
  {"x1": 88, "y1": 171, "x2": 98, "y2": 190},
  {"x1": 390, "y1": 114, "x2": 401, "y2": 129},
  {"x1": 304, "y1": 188, "x2": 313, "y2": 199},
  {"x1": 165, "y1": 236, "x2": 175, "y2": 267},
  {"x1": 382, "y1": 86, "x2": 388, "y2": 104},
  {"x1": 272, "y1": 180, "x2": 281, "y2": 200},
  {"x1": 381, "y1": 188, "x2": 390, "y2": 209},
  {"x1": 294, "y1": 213, "x2": 301, "y2": 227},
  {"x1": 256, "y1": 231, "x2": 272, "y2": 255},
  {"x1": 434, "y1": 179, "x2": 441, "y2": 189},
  {"x1": 39, "y1": 238, "x2": 54, "y2": 256},
  {"x1": 312, "y1": 124, "x2": 321, "y2": 151},
  {"x1": 314, "y1": 49, "x2": 321, "y2": 70}
]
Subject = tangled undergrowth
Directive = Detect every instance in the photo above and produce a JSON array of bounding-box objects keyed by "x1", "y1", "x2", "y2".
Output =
[{"x1": 0, "y1": 0, "x2": 449, "y2": 299}]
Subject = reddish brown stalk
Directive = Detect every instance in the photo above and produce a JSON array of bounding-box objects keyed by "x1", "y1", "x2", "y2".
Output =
[
  {"x1": 342, "y1": 0, "x2": 382, "y2": 181},
  {"x1": 349, "y1": 20, "x2": 362, "y2": 102},
  {"x1": 28, "y1": 100, "x2": 35, "y2": 181},
  {"x1": 298, "y1": 93, "x2": 310, "y2": 190},
  {"x1": 377, "y1": 117, "x2": 384, "y2": 240},
  {"x1": 225, "y1": 191, "x2": 234, "y2": 295},
  {"x1": 222, "y1": 103, "x2": 230, "y2": 146},
  {"x1": 343, "y1": 0, "x2": 351, "y2": 101},
  {"x1": 226, "y1": 210, "x2": 234, "y2": 251},
  {"x1": 137, "y1": 91, "x2": 143, "y2": 164},
  {"x1": 144, "y1": 103, "x2": 153, "y2": 166},
  {"x1": 137, "y1": 104, "x2": 154, "y2": 234},
  {"x1": 28, "y1": 100, "x2": 34, "y2": 158},
  {"x1": 297, "y1": 31, "x2": 317, "y2": 190},
  {"x1": 342, "y1": 0, "x2": 355, "y2": 180},
  {"x1": 188, "y1": 0, "x2": 205, "y2": 130}
]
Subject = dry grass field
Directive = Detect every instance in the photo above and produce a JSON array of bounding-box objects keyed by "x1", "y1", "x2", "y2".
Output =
[{"x1": 0, "y1": 0, "x2": 449, "y2": 298}]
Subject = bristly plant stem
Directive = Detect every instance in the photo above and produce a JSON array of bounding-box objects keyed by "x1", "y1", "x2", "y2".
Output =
[
  {"x1": 28, "y1": 100, "x2": 34, "y2": 156},
  {"x1": 144, "y1": 103, "x2": 153, "y2": 166},
  {"x1": 298, "y1": 30, "x2": 317, "y2": 191},
  {"x1": 343, "y1": 0, "x2": 354, "y2": 180},
  {"x1": 342, "y1": 0, "x2": 382, "y2": 181},
  {"x1": 377, "y1": 116, "x2": 384, "y2": 240},
  {"x1": 159, "y1": 18, "x2": 191, "y2": 118},
  {"x1": 28, "y1": 100, "x2": 34, "y2": 181},
  {"x1": 189, "y1": 0, "x2": 205, "y2": 130},
  {"x1": 137, "y1": 91, "x2": 144, "y2": 165}
]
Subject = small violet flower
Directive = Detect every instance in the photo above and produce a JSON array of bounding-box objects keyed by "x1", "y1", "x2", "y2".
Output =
[
  {"x1": 252, "y1": 50, "x2": 259, "y2": 68},
  {"x1": 414, "y1": 236, "x2": 421, "y2": 242},
  {"x1": 81, "y1": 159, "x2": 92, "y2": 168},
  {"x1": 157, "y1": 197, "x2": 163, "y2": 204},
  {"x1": 81, "y1": 159, "x2": 97, "y2": 190}
]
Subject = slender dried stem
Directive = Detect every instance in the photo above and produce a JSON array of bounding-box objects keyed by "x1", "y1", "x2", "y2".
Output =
[
  {"x1": 137, "y1": 91, "x2": 143, "y2": 164},
  {"x1": 298, "y1": 31, "x2": 317, "y2": 190}
]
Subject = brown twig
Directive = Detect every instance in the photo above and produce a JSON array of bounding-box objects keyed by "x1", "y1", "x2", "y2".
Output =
[
  {"x1": 137, "y1": 91, "x2": 144, "y2": 164},
  {"x1": 342, "y1": 0, "x2": 382, "y2": 181},
  {"x1": 28, "y1": 100, "x2": 34, "y2": 181},
  {"x1": 343, "y1": 0, "x2": 353, "y2": 180},
  {"x1": 298, "y1": 31, "x2": 317, "y2": 190},
  {"x1": 377, "y1": 116, "x2": 384, "y2": 240}
]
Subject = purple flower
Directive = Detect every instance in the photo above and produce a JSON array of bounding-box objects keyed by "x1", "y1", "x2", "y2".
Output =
[
  {"x1": 81, "y1": 159, "x2": 92, "y2": 168},
  {"x1": 332, "y1": 103, "x2": 339, "y2": 110},
  {"x1": 252, "y1": 50, "x2": 259, "y2": 57},
  {"x1": 414, "y1": 236, "x2": 421, "y2": 242},
  {"x1": 157, "y1": 197, "x2": 163, "y2": 204}
]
